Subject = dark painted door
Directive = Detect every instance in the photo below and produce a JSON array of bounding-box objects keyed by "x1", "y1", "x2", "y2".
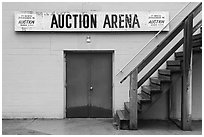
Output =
[{"x1": 66, "y1": 52, "x2": 112, "y2": 118}]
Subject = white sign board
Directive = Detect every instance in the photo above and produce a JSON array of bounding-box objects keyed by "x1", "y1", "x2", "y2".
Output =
[{"x1": 15, "y1": 11, "x2": 169, "y2": 31}]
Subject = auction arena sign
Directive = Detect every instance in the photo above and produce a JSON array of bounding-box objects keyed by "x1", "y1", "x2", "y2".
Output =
[{"x1": 15, "y1": 11, "x2": 169, "y2": 31}]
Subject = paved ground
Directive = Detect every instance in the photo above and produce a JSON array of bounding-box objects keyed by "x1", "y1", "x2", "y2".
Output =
[{"x1": 2, "y1": 119, "x2": 202, "y2": 135}]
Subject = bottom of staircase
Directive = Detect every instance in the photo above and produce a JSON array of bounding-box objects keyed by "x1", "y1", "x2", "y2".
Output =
[{"x1": 115, "y1": 110, "x2": 129, "y2": 130}]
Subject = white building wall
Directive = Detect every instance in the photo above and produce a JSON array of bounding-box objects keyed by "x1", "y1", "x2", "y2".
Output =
[{"x1": 2, "y1": 2, "x2": 201, "y2": 119}]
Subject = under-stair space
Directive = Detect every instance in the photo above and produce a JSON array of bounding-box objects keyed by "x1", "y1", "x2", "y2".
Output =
[{"x1": 115, "y1": 3, "x2": 202, "y2": 131}]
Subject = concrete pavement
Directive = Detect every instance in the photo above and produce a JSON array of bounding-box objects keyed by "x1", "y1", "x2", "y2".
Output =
[{"x1": 2, "y1": 119, "x2": 202, "y2": 135}]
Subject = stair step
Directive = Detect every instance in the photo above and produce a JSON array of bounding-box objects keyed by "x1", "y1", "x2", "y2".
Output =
[
  {"x1": 141, "y1": 90, "x2": 151, "y2": 99},
  {"x1": 138, "y1": 94, "x2": 151, "y2": 104},
  {"x1": 193, "y1": 38, "x2": 202, "y2": 43},
  {"x1": 193, "y1": 40, "x2": 202, "y2": 47},
  {"x1": 193, "y1": 33, "x2": 202, "y2": 41},
  {"x1": 175, "y1": 41, "x2": 202, "y2": 59},
  {"x1": 158, "y1": 69, "x2": 171, "y2": 75},
  {"x1": 124, "y1": 102, "x2": 130, "y2": 113},
  {"x1": 150, "y1": 77, "x2": 160, "y2": 85},
  {"x1": 141, "y1": 85, "x2": 161, "y2": 95},
  {"x1": 174, "y1": 33, "x2": 202, "y2": 59},
  {"x1": 150, "y1": 82, "x2": 161, "y2": 89},
  {"x1": 193, "y1": 46, "x2": 202, "y2": 53},
  {"x1": 175, "y1": 49, "x2": 202, "y2": 60},
  {"x1": 115, "y1": 110, "x2": 129, "y2": 129},
  {"x1": 115, "y1": 33, "x2": 202, "y2": 130},
  {"x1": 150, "y1": 77, "x2": 171, "y2": 85},
  {"x1": 166, "y1": 66, "x2": 181, "y2": 71},
  {"x1": 158, "y1": 74, "x2": 171, "y2": 81},
  {"x1": 175, "y1": 57, "x2": 183, "y2": 60},
  {"x1": 192, "y1": 33, "x2": 202, "y2": 47},
  {"x1": 124, "y1": 102, "x2": 141, "y2": 113},
  {"x1": 175, "y1": 52, "x2": 183, "y2": 58},
  {"x1": 116, "y1": 110, "x2": 129, "y2": 120},
  {"x1": 167, "y1": 60, "x2": 181, "y2": 66}
]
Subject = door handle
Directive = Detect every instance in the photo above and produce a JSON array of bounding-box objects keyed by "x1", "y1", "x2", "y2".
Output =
[{"x1": 90, "y1": 86, "x2": 93, "y2": 91}]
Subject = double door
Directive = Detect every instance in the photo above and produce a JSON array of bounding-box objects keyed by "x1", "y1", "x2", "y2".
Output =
[{"x1": 66, "y1": 51, "x2": 112, "y2": 118}]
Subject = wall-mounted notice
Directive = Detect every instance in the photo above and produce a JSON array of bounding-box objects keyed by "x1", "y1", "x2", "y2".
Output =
[
  {"x1": 15, "y1": 11, "x2": 169, "y2": 31},
  {"x1": 16, "y1": 13, "x2": 36, "y2": 28}
]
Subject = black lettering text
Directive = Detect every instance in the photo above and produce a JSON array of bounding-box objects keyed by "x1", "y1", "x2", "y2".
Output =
[
  {"x1": 50, "y1": 14, "x2": 58, "y2": 28},
  {"x1": 133, "y1": 14, "x2": 140, "y2": 28},
  {"x1": 103, "y1": 15, "x2": 111, "y2": 28},
  {"x1": 112, "y1": 14, "x2": 118, "y2": 28},
  {"x1": 58, "y1": 14, "x2": 64, "y2": 28},
  {"x1": 90, "y1": 14, "x2": 97, "y2": 28}
]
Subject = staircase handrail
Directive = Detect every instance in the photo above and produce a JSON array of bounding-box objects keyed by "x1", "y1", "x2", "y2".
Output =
[
  {"x1": 120, "y1": 2, "x2": 202, "y2": 84},
  {"x1": 117, "y1": 2, "x2": 191, "y2": 75}
]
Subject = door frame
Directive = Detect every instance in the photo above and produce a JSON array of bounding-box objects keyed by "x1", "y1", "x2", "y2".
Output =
[{"x1": 63, "y1": 50, "x2": 115, "y2": 118}]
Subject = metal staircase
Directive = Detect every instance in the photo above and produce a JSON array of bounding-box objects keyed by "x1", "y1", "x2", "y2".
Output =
[{"x1": 115, "y1": 3, "x2": 202, "y2": 131}]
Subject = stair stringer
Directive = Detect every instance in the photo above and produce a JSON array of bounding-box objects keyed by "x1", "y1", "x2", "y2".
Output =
[
  {"x1": 169, "y1": 71, "x2": 182, "y2": 120},
  {"x1": 139, "y1": 68, "x2": 183, "y2": 119},
  {"x1": 138, "y1": 82, "x2": 170, "y2": 120}
]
